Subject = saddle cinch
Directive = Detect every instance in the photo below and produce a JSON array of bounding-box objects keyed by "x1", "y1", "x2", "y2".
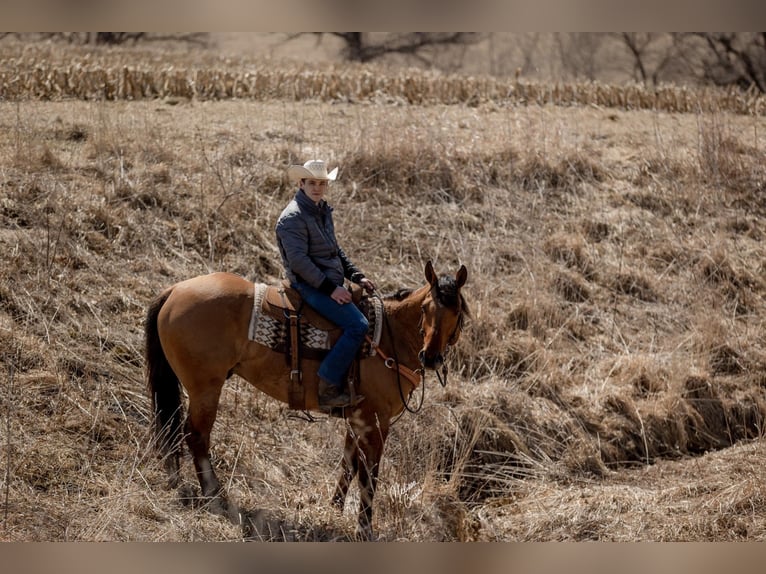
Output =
[{"x1": 248, "y1": 281, "x2": 383, "y2": 410}]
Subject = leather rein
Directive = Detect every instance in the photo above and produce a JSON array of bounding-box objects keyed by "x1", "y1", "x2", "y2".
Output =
[{"x1": 366, "y1": 291, "x2": 459, "y2": 416}]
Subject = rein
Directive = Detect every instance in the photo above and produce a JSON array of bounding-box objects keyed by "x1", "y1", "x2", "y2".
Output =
[
  {"x1": 365, "y1": 335, "x2": 422, "y2": 388},
  {"x1": 365, "y1": 329, "x2": 427, "y2": 416},
  {"x1": 365, "y1": 289, "x2": 454, "y2": 416},
  {"x1": 365, "y1": 289, "x2": 426, "y2": 415}
]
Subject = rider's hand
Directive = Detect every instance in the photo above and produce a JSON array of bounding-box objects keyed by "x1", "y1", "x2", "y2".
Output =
[
  {"x1": 331, "y1": 286, "x2": 352, "y2": 305},
  {"x1": 360, "y1": 278, "x2": 376, "y2": 293}
]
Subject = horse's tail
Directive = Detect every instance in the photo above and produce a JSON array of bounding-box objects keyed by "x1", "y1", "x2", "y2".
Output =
[{"x1": 145, "y1": 287, "x2": 184, "y2": 459}]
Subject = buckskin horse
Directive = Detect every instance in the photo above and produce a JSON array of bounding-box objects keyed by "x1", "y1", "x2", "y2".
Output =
[{"x1": 145, "y1": 261, "x2": 468, "y2": 540}]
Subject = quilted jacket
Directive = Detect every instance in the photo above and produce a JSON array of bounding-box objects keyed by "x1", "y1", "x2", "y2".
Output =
[{"x1": 275, "y1": 190, "x2": 365, "y2": 295}]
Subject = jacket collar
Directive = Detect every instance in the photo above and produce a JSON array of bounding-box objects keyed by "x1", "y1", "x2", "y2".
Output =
[{"x1": 295, "y1": 189, "x2": 332, "y2": 215}]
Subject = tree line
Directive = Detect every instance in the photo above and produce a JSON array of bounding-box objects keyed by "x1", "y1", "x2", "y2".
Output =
[{"x1": 2, "y1": 32, "x2": 764, "y2": 93}]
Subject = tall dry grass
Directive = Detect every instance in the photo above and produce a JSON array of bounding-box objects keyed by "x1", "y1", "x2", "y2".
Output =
[{"x1": 2, "y1": 42, "x2": 766, "y2": 541}]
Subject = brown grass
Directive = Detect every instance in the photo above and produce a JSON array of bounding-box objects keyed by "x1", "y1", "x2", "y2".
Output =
[{"x1": 2, "y1": 41, "x2": 766, "y2": 541}]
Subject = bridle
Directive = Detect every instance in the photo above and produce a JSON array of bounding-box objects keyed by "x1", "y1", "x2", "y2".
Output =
[{"x1": 367, "y1": 290, "x2": 465, "y2": 417}]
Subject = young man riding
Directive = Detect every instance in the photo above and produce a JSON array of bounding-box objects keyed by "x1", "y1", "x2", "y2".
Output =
[{"x1": 275, "y1": 160, "x2": 376, "y2": 408}]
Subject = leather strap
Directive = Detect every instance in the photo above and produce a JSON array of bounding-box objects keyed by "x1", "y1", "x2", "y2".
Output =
[
  {"x1": 283, "y1": 289, "x2": 304, "y2": 409},
  {"x1": 365, "y1": 335, "x2": 422, "y2": 388}
]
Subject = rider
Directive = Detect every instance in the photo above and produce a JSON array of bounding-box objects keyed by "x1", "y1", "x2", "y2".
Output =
[{"x1": 275, "y1": 160, "x2": 376, "y2": 408}]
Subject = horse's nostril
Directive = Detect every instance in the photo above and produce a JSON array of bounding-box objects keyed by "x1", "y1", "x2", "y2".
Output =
[{"x1": 418, "y1": 350, "x2": 444, "y2": 370}]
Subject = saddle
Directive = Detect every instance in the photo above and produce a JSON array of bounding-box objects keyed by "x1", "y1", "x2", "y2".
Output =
[
  {"x1": 249, "y1": 281, "x2": 381, "y2": 410},
  {"x1": 263, "y1": 280, "x2": 365, "y2": 331}
]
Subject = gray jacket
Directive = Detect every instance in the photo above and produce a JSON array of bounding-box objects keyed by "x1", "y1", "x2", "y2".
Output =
[{"x1": 275, "y1": 190, "x2": 365, "y2": 295}]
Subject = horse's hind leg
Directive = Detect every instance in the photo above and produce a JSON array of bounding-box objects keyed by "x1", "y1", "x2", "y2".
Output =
[
  {"x1": 185, "y1": 380, "x2": 238, "y2": 521},
  {"x1": 332, "y1": 429, "x2": 359, "y2": 510},
  {"x1": 164, "y1": 450, "x2": 182, "y2": 489}
]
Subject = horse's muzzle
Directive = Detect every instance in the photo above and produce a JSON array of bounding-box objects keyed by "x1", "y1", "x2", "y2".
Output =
[{"x1": 418, "y1": 350, "x2": 444, "y2": 370}]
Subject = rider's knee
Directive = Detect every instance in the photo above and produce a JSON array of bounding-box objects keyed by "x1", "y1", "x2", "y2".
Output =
[{"x1": 350, "y1": 315, "x2": 369, "y2": 337}]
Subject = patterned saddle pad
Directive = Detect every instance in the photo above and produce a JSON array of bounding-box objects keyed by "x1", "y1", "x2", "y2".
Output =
[{"x1": 248, "y1": 283, "x2": 383, "y2": 359}]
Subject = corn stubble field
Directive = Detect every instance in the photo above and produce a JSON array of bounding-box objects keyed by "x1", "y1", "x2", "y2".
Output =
[{"x1": 3, "y1": 40, "x2": 766, "y2": 541}]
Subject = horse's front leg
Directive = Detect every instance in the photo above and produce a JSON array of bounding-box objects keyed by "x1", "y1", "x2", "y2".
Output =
[
  {"x1": 332, "y1": 429, "x2": 359, "y2": 510},
  {"x1": 355, "y1": 422, "x2": 389, "y2": 541}
]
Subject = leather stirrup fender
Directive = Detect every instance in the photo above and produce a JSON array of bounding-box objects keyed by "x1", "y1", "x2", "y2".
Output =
[{"x1": 283, "y1": 289, "x2": 305, "y2": 409}]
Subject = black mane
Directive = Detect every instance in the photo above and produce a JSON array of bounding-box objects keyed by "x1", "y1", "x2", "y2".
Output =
[
  {"x1": 435, "y1": 276, "x2": 460, "y2": 307},
  {"x1": 384, "y1": 276, "x2": 470, "y2": 318},
  {"x1": 385, "y1": 288, "x2": 414, "y2": 301}
]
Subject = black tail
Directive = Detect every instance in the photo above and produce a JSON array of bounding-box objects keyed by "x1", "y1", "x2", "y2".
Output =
[{"x1": 145, "y1": 287, "x2": 183, "y2": 459}]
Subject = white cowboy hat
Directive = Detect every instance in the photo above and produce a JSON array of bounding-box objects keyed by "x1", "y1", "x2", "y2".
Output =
[{"x1": 287, "y1": 160, "x2": 339, "y2": 183}]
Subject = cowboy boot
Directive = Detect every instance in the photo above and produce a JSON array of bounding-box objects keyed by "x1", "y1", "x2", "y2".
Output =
[{"x1": 318, "y1": 378, "x2": 363, "y2": 408}]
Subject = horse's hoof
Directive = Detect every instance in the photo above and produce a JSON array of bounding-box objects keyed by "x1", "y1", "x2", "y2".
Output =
[
  {"x1": 355, "y1": 525, "x2": 375, "y2": 542},
  {"x1": 206, "y1": 497, "x2": 225, "y2": 514},
  {"x1": 205, "y1": 495, "x2": 226, "y2": 513},
  {"x1": 331, "y1": 494, "x2": 345, "y2": 511},
  {"x1": 242, "y1": 509, "x2": 286, "y2": 541},
  {"x1": 177, "y1": 484, "x2": 197, "y2": 506},
  {"x1": 225, "y1": 500, "x2": 242, "y2": 525},
  {"x1": 202, "y1": 494, "x2": 240, "y2": 525}
]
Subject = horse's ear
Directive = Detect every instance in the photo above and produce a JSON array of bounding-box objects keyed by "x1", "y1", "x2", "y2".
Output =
[
  {"x1": 425, "y1": 260, "x2": 437, "y2": 286},
  {"x1": 456, "y1": 264, "x2": 468, "y2": 288}
]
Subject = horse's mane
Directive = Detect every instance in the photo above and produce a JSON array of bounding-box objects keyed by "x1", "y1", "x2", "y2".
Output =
[
  {"x1": 383, "y1": 276, "x2": 470, "y2": 318},
  {"x1": 384, "y1": 288, "x2": 414, "y2": 301}
]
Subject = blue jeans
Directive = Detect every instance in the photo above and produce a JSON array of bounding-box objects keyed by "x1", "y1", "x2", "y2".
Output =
[{"x1": 293, "y1": 282, "x2": 369, "y2": 388}]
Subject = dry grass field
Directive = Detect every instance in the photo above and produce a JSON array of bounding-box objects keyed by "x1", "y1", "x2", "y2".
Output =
[{"x1": 2, "y1": 38, "x2": 766, "y2": 541}]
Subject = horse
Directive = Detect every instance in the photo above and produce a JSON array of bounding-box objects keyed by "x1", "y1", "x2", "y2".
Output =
[{"x1": 145, "y1": 260, "x2": 468, "y2": 540}]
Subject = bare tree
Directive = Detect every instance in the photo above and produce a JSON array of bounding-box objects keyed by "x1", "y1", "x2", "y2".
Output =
[
  {"x1": 8, "y1": 32, "x2": 208, "y2": 47},
  {"x1": 616, "y1": 33, "x2": 680, "y2": 87},
  {"x1": 620, "y1": 33, "x2": 654, "y2": 85},
  {"x1": 688, "y1": 33, "x2": 766, "y2": 93},
  {"x1": 487, "y1": 33, "x2": 542, "y2": 78},
  {"x1": 292, "y1": 33, "x2": 483, "y2": 67},
  {"x1": 517, "y1": 33, "x2": 542, "y2": 78},
  {"x1": 555, "y1": 33, "x2": 607, "y2": 81},
  {"x1": 78, "y1": 33, "x2": 147, "y2": 45}
]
